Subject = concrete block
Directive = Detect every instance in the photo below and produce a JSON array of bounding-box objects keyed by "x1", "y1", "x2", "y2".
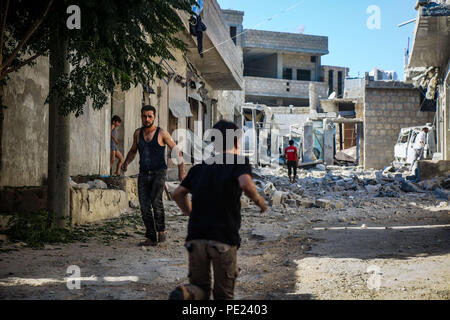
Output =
[
  {"x1": 315, "y1": 199, "x2": 331, "y2": 209},
  {"x1": 300, "y1": 199, "x2": 315, "y2": 208},
  {"x1": 271, "y1": 191, "x2": 286, "y2": 206}
]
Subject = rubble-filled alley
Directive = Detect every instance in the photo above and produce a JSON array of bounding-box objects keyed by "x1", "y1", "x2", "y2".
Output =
[{"x1": 1, "y1": 166, "x2": 448, "y2": 300}]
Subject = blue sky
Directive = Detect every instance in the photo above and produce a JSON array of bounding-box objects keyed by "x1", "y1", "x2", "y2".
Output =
[{"x1": 217, "y1": 0, "x2": 418, "y2": 80}]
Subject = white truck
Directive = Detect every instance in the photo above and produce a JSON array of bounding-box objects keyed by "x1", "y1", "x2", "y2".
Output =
[{"x1": 393, "y1": 123, "x2": 436, "y2": 168}]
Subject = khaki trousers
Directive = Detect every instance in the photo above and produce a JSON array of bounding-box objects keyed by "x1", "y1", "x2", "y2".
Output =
[{"x1": 184, "y1": 239, "x2": 239, "y2": 300}]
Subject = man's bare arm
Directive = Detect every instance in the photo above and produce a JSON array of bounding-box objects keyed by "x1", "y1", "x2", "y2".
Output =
[
  {"x1": 239, "y1": 174, "x2": 267, "y2": 213},
  {"x1": 121, "y1": 129, "x2": 139, "y2": 172},
  {"x1": 172, "y1": 186, "x2": 192, "y2": 216},
  {"x1": 162, "y1": 129, "x2": 186, "y2": 181}
]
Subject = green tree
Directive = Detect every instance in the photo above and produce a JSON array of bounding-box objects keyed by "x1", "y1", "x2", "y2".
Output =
[{"x1": 1, "y1": 0, "x2": 195, "y2": 227}]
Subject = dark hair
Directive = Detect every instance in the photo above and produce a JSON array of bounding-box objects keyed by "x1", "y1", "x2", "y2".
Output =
[
  {"x1": 141, "y1": 105, "x2": 157, "y2": 115},
  {"x1": 423, "y1": 127, "x2": 429, "y2": 132},
  {"x1": 111, "y1": 115, "x2": 121, "y2": 124},
  {"x1": 289, "y1": 140, "x2": 294, "y2": 146},
  {"x1": 212, "y1": 120, "x2": 241, "y2": 152}
]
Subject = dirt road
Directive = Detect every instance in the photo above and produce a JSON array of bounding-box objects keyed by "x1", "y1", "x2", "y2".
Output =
[{"x1": 0, "y1": 169, "x2": 449, "y2": 300}]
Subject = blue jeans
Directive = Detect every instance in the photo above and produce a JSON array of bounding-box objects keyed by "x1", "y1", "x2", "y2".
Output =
[{"x1": 138, "y1": 169, "x2": 167, "y2": 241}]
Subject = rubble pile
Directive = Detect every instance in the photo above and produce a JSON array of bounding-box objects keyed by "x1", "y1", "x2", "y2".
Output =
[{"x1": 249, "y1": 165, "x2": 450, "y2": 210}]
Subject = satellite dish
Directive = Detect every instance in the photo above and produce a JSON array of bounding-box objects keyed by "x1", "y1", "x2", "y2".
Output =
[{"x1": 328, "y1": 92, "x2": 336, "y2": 99}]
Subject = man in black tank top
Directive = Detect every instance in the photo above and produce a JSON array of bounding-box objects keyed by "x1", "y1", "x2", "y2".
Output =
[{"x1": 122, "y1": 105, "x2": 186, "y2": 246}]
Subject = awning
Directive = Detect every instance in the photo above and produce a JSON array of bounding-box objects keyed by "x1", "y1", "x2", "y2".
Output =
[
  {"x1": 169, "y1": 82, "x2": 193, "y2": 118},
  {"x1": 169, "y1": 101, "x2": 193, "y2": 118},
  {"x1": 188, "y1": 82, "x2": 203, "y2": 102}
]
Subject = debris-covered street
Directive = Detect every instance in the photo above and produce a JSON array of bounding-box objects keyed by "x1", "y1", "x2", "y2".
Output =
[
  {"x1": 1, "y1": 0, "x2": 449, "y2": 304},
  {"x1": 1, "y1": 166, "x2": 449, "y2": 300}
]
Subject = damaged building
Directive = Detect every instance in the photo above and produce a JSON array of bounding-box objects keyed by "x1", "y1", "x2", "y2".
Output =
[
  {"x1": 405, "y1": 0, "x2": 450, "y2": 179},
  {"x1": 221, "y1": 10, "x2": 349, "y2": 107},
  {"x1": 0, "y1": 0, "x2": 243, "y2": 225}
]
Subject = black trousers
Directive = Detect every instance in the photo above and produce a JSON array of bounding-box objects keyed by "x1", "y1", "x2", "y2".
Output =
[
  {"x1": 138, "y1": 169, "x2": 167, "y2": 241},
  {"x1": 287, "y1": 161, "x2": 297, "y2": 177}
]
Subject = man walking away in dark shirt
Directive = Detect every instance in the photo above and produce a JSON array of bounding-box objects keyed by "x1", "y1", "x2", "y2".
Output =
[
  {"x1": 284, "y1": 140, "x2": 299, "y2": 184},
  {"x1": 170, "y1": 120, "x2": 267, "y2": 300}
]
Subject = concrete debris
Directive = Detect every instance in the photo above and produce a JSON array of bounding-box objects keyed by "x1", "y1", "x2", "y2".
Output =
[
  {"x1": 434, "y1": 188, "x2": 450, "y2": 201},
  {"x1": 335, "y1": 146, "x2": 357, "y2": 163},
  {"x1": 252, "y1": 165, "x2": 447, "y2": 215},
  {"x1": 129, "y1": 200, "x2": 140, "y2": 209},
  {"x1": 263, "y1": 182, "x2": 277, "y2": 198},
  {"x1": 332, "y1": 201, "x2": 345, "y2": 210},
  {"x1": 441, "y1": 177, "x2": 450, "y2": 190},
  {"x1": 251, "y1": 224, "x2": 282, "y2": 242},
  {"x1": 72, "y1": 183, "x2": 91, "y2": 190},
  {"x1": 271, "y1": 191, "x2": 287, "y2": 206},
  {"x1": 315, "y1": 164, "x2": 326, "y2": 171},
  {"x1": 418, "y1": 179, "x2": 439, "y2": 191},
  {"x1": 315, "y1": 199, "x2": 331, "y2": 209},
  {"x1": 400, "y1": 181, "x2": 424, "y2": 193},
  {"x1": 300, "y1": 199, "x2": 315, "y2": 208}
]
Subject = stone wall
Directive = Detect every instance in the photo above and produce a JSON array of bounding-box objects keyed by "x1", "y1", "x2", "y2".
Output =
[{"x1": 364, "y1": 87, "x2": 435, "y2": 169}]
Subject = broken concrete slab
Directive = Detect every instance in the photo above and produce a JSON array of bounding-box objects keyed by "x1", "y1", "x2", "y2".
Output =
[
  {"x1": 400, "y1": 181, "x2": 424, "y2": 193},
  {"x1": 365, "y1": 184, "x2": 381, "y2": 193}
]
